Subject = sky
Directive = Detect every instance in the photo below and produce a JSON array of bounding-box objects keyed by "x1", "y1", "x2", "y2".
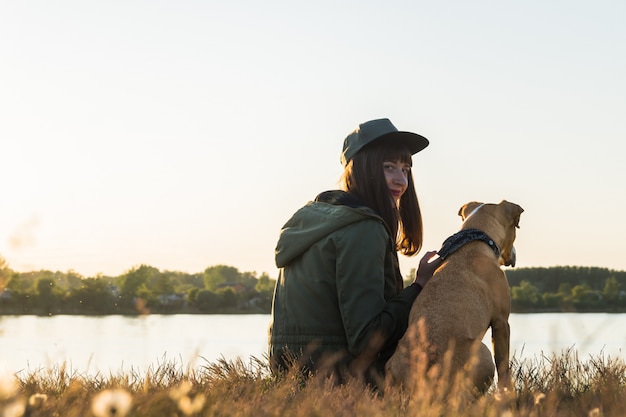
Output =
[{"x1": 1, "y1": 1, "x2": 625, "y2": 279}]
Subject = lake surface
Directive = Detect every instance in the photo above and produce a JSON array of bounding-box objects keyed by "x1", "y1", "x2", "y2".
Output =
[{"x1": 0, "y1": 313, "x2": 624, "y2": 376}]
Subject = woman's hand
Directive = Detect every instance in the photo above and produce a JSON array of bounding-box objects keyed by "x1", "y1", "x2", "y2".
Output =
[{"x1": 413, "y1": 250, "x2": 442, "y2": 288}]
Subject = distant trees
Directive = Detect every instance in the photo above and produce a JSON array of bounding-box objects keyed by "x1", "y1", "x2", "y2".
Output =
[
  {"x1": 507, "y1": 267, "x2": 626, "y2": 312},
  {"x1": 403, "y1": 266, "x2": 626, "y2": 313},
  {"x1": 34, "y1": 277, "x2": 63, "y2": 314},
  {"x1": 65, "y1": 277, "x2": 118, "y2": 314},
  {"x1": 116, "y1": 265, "x2": 155, "y2": 309},
  {"x1": 0, "y1": 256, "x2": 11, "y2": 290},
  {"x1": 603, "y1": 276, "x2": 621, "y2": 305},
  {"x1": 2, "y1": 257, "x2": 626, "y2": 315},
  {"x1": 0, "y1": 257, "x2": 277, "y2": 315},
  {"x1": 510, "y1": 280, "x2": 540, "y2": 308},
  {"x1": 203, "y1": 265, "x2": 240, "y2": 290},
  {"x1": 195, "y1": 289, "x2": 221, "y2": 312}
]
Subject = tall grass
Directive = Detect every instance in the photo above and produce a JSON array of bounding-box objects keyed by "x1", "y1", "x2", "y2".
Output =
[{"x1": 1, "y1": 349, "x2": 625, "y2": 417}]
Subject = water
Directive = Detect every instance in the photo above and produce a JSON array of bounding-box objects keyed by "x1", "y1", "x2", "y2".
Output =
[
  {"x1": 0, "y1": 313, "x2": 624, "y2": 376},
  {"x1": 0, "y1": 315, "x2": 271, "y2": 376}
]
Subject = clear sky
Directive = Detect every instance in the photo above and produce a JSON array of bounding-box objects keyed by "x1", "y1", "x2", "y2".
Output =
[{"x1": 1, "y1": 1, "x2": 625, "y2": 279}]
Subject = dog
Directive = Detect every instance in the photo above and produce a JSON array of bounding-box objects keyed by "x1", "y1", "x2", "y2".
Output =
[{"x1": 385, "y1": 200, "x2": 524, "y2": 394}]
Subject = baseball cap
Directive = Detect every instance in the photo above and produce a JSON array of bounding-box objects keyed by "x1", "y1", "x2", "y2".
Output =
[{"x1": 340, "y1": 118, "x2": 429, "y2": 166}]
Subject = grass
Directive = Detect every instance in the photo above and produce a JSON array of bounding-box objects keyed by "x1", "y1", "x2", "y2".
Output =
[{"x1": 1, "y1": 349, "x2": 625, "y2": 417}]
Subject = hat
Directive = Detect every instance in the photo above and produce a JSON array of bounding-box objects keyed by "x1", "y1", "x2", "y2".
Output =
[{"x1": 340, "y1": 118, "x2": 429, "y2": 166}]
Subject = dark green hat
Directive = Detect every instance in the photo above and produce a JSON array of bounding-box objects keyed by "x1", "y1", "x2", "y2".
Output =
[{"x1": 340, "y1": 118, "x2": 429, "y2": 166}]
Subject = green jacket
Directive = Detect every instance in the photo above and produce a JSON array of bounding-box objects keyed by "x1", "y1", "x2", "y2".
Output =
[{"x1": 268, "y1": 190, "x2": 422, "y2": 378}]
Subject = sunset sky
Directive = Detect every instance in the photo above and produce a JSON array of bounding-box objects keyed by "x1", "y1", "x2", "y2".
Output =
[{"x1": 1, "y1": 1, "x2": 625, "y2": 279}]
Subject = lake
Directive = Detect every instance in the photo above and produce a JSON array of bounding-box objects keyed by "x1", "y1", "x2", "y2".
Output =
[{"x1": 0, "y1": 313, "x2": 624, "y2": 376}]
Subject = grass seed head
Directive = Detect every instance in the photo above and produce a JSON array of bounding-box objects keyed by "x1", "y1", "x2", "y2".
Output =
[{"x1": 91, "y1": 388, "x2": 132, "y2": 417}]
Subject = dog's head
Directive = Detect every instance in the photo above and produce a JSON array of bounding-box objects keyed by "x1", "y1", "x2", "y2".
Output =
[{"x1": 458, "y1": 200, "x2": 524, "y2": 267}]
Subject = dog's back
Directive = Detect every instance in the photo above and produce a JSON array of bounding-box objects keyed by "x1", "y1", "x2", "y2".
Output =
[
  {"x1": 386, "y1": 200, "x2": 524, "y2": 394},
  {"x1": 414, "y1": 247, "x2": 508, "y2": 348}
]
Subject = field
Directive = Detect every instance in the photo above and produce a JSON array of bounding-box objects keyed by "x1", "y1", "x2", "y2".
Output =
[{"x1": 1, "y1": 347, "x2": 625, "y2": 417}]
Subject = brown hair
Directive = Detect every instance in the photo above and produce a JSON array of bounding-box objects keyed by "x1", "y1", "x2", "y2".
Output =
[{"x1": 339, "y1": 141, "x2": 423, "y2": 256}]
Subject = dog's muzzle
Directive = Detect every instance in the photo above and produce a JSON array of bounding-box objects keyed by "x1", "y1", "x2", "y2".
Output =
[{"x1": 504, "y1": 246, "x2": 517, "y2": 267}]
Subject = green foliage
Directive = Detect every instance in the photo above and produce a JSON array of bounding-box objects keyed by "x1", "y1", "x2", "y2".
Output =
[
  {"x1": 116, "y1": 265, "x2": 156, "y2": 307},
  {"x1": 541, "y1": 292, "x2": 563, "y2": 309},
  {"x1": 196, "y1": 289, "x2": 221, "y2": 312},
  {"x1": 152, "y1": 274, "x2": 175, "y2": 297},
  {"x1": 254, "y1": 273, "x2": 276, "y2": 312},
  {"x1": 5, "y1": 273, "x2": 27, "y2": 294},
  {"x1": 35, "y1": 278, "x2": 57, "y2": 297},
  {"x1": 173, "y1": 273, "x2": 204, "y2": 293},
  {"x1": 216, "y1": 287, "x2": 238, "y2": 309},
  {"x1": 65, "y1": 278, "x2": 119, "y2": 314},
  {"x1": 603, "y1": 276, "x2": 621, "y2": 304},
  {"x1": 203, "y1": 265, "x2": 240, "y2": 290},
  {"x1": 511, "y1": 280, "x2": 540, "y2": 308},
  {"x1": 507, "y1": 266, "x2": 626, "y2": 293},
  {"x1": 0, "y1": 262, "x2": 277, "y2": 315},
  {"x1": 404, "y1": 268, "x2": 417, "y2": 287},
  {"x1": 3, "y1": 263, "x2": 626, "y2": 315},
  {"x1": 33, "y1": 278, "x2": 64, "y2": 315},
  {"x1": 0, "y1": 255, "x2": 11, "y2": 291},
  {"x1": 0, "y1": 255, "x2": 8, "y2": 270},
  {"x1": 558, "y1": 282, "x2": 572, "y2": 296},
  {"x1": 508, "y1": 266, "x2": 626, "y2": 312},
  {"x1": 255, "y1": 273, "x2": 274, "y2": 293}
]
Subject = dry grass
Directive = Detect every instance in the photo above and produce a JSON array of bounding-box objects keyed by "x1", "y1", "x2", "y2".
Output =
[{"x1": 1, "y1": 349, "x2": 625, "y2": 417}]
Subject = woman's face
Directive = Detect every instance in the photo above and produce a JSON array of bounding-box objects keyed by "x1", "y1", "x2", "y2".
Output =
[{"x1": 383, "y1": 160, "x2": 410, "y2": 206}]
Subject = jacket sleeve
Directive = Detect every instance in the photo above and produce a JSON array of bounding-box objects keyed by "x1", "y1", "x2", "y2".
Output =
[
  {"x1": 335, "y1": 219, "x2": 422, "y2": 357},
  {"x1": 376, "y1": 282, "x2": 422, "y2": 353}
]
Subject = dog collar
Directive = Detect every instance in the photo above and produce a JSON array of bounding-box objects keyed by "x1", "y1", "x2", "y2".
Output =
[{"x1": 437, "y1": 228, "x2": 501, "y2": 260}]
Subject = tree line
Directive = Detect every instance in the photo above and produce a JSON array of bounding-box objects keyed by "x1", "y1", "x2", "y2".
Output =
[
  {"x1": 2, "y1": 255, "x2": 626, "y2": 315},
  {"x1": 0, "y1": 257, "x2": 276, "y2": 315},
  {"x1": 404, "y1": 265, "x2": 626, "y2": 313},
  {"x1": 506, "y1": 266, "x2": 626, "y2": 312}
]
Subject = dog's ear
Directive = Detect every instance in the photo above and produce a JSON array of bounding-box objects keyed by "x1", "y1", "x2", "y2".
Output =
[
  {"x1": 458, "y1": 201, "x2": 483, "y2": 220},
  {"x1": 500, "y1": 200, "x2": 524, "y2": 228}
]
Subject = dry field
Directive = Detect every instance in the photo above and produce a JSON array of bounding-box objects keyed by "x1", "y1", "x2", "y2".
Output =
[{"x1": 1, "y1": 348, "x2": 625, "y2": 417}]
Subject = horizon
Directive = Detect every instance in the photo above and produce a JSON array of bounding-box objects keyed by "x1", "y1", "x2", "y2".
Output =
[{"x1": 3, "y1": 258, "x2": 625, "y2": 280}]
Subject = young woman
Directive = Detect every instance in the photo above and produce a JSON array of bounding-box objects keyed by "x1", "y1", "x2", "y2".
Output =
[{"x1": 268, "y1": 118, "x2": 441, "y2": 384}]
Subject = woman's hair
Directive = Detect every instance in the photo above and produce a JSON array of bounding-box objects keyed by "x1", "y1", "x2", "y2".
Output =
[{"x1": 339, "y1": 141, "x2": 423, "y2": 256}]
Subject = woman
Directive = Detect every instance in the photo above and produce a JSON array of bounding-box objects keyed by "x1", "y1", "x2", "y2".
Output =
[{"x1": 268, "y1": 118, "x2": 441, "y2": 384}]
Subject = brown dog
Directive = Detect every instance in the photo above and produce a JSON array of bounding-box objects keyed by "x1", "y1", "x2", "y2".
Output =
[{"x1": 385, "y1": 200, "x2": 524, "y2": 394}]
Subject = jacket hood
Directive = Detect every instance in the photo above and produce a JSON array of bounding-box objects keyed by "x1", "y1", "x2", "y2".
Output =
[{"x1": 275, "y1": 191, "x2": 384, "y2": 268}]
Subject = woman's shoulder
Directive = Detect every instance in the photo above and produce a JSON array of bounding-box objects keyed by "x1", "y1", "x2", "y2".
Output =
[{"x1": 314, "y1": 190, "x2": 363, "y2": 208}]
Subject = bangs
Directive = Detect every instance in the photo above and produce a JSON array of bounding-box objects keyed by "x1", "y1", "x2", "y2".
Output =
[{"x1": 381, "y1": 143, "x2": 413, "y2": 166}]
